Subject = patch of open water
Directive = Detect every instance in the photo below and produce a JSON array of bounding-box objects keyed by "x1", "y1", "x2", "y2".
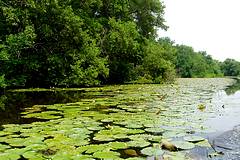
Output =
[{"x1": 205, "y1": 90, "x2": 240, "y2": 132}]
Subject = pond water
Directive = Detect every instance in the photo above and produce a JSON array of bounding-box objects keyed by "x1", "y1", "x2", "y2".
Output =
[
  {"x1": 0, "y1": 78, "x2": 239, "y2": 160},
  {"x1": 205, "y1": 90, "x2": 240, "y2": 133}
]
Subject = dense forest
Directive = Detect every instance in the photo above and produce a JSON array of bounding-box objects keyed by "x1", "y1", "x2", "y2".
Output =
[{"x1": 1, "y1": 0, "x2": 240, "y2": 89}]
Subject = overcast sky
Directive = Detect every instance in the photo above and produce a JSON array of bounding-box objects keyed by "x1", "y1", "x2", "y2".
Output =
[{"x1": 158, "y1": 0, "x2": 240, "y2": 61}]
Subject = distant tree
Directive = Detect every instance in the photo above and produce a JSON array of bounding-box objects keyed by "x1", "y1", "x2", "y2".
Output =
[
  {"x1": 131, "y1": 40, "x2": 176, "y2": 83},
  {"x1": 175, "y1": 45, "x2": 223, "y2": 78},
  {"x1": 221, "y1": 59, "x2": 240, "y2": 76},
  {"x1": 175, "y1": 45, "x2": 195, "y2": 77}
]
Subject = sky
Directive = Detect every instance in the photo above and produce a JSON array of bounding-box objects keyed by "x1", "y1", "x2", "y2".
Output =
[{"x1": 158, "y1": 0, "x2": 240, "y2": 61}]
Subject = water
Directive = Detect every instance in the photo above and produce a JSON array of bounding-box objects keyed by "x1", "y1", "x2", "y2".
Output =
[
  {"x1": 0, "y1": 78, "x2": 239, "y2": 159},
  {"x1": 205, "y1": 78, "x2": 240, "y2": 132}
]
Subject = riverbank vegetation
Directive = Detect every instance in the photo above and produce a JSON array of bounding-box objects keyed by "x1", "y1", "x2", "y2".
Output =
[{"x1": 1, "y1": 0, "x2": 240, "y2": 89}]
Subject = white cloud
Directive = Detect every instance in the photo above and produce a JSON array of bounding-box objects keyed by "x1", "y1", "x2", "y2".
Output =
[{"x1": 158, "y1": 0, "x2": 240, "y2": 61}]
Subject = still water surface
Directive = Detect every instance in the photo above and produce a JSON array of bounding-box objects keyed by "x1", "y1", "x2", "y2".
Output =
[{"x1": 0, "y1": 78, "x2": 239, "y2": 159}]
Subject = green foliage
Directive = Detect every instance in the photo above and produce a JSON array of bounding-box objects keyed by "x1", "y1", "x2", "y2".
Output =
[
  {"x1": 175, "y1": 45, "x2": 223, "y2": 78},
  {"x1": 129, "y1": 0, "x2": 168, "y2": 38},
  {"x1": 0, "y1": 0, "x2": 170, "y2": 88},
  {"x1": 0, "y1": 0, "x2": 110, "y2": 87},
  {"x1": 221, "y1": 59, "x2": 240, "y2": 76},
  {"x1": 0, "y1": 0, "x2": 238, "y2": 88},
  {"x1": 141, "y1": 40, "x2": 176, "y2": 83},
  {"x1": 0, "y1": 75, "x2": 6, "y2": 88},
  {"x1": 103, "y1": 18, "x2": 142, "y2": 83}
]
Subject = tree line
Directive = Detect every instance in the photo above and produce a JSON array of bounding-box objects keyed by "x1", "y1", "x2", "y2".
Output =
[{"x1": 0, "y1": 0, "x2": 240, "y2": 89}]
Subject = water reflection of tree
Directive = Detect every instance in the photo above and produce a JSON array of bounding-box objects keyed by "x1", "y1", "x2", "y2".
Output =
[
  {"x1": 0, "y1": 89, "x2": 108, "y2": 125},
  {"x1": 225, "y1": 78, "x2": 240, "y2": 95},
  {"x1": 0, "y1": 95, "x2": 7, "y2": 110}
]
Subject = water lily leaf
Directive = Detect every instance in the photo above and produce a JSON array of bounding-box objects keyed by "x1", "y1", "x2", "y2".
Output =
[
  {"x1": 0, "y1": 131, "x2": 11, "y2": 137},
  {"x1": 93, "y1": 135, "x2": 115, "y2": 142},
  {"x1": 113, "y1": 134, "x2": 128, "y2": 139},
  {"x1": 75, "y1": 146, "x2": 89, "y2": 154},
  {"x1": 162, "y1": 131, "x2": 186, "y2": 139},
  {"x1": 184, "y1": 136, "x2": 205, "y2": 143},
  {"x1": 108, "y1": 142, "x2": 128, "y2": 150},
  {"x1": 145, "y1": 128, "x2": 164, "y2": 134},
  {"x1": 101, "y1": 118, "x2": 114, "y2": 123},
  {"x1": 126, "y1": 158, "x2": 145, "y2": 160},
  {"x1": 0, "y1": 153, "x2": 21, "y2": 160},
  {"x1": 72, "y1": 154, "x2": 94, "y2": 160},
  {"x1": 141, "y1": 147, "x2": 164, "y2": 156},
  {"x1": 87, "y1": 126, "x2": 104, "y2": 131},
  {"x1": 85, "y1": 144, "x2": 109, "y2": 154},
  {"x1": 171, "y1": 141, "x2": 195, "y2": 150},
  {"x1": 127, "y1": 140, "x2": 150, "y2": 148},
  {"x1": 1, "y1": 148, "x2": 27, "y2": 159},
  {"x1": 195, "y1": 139, "x2": 211, "y2": 147},
  {"x1": 22, "y1": 112, "x2": 62, "y2": 119},
  {"x1": 127, "y1": 129, "x2": 145, "y2": 134},
  {"x1": 0, "y1": 144, "x2": 10, "y2": 152},
  {"x1": 5, "y1": 138, "x2": 27, "y2": 147},
  {"x1": 2, "y1": 125, "x2": 23, "y2": 133},
  {"x1": 22, "y1": 151, "x2": 44, "y2": 159},
  {"x1": 148, "y1": 136, "x2": 162, "y2": 142},
  {"x1": 93, "y1": 151, "x2": 120, "y2": 159},
  {"x1": 50, "y1": 152, "x2": 74, "y2": 160},
  {"x1": 124, "y1": 123, "x2": 143, "y2": 129},
  {"x1": 25, "y1": 144, "x2": 48, "y2": 151}
]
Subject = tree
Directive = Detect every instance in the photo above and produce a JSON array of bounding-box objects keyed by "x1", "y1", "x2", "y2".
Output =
[
  {"x1": 175, "y1": 45, "x2": 223, "y2": 78},
  {"x1": 221, "y1": 59, "x2": 240, "y2": 76},
  {"x1": 132, "y1": 40, "x2": 176, "y2": 83},
  {"x1": 0, "y1": 0, "x2": 109, "y2": 87},
  {"x1": 129, "y1": 0, "x2": 168, "y2": 38}
]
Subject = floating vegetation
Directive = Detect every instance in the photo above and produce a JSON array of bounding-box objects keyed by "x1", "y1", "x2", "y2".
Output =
[
  {"x1": 171, "y1": 141, "x2": 195, "y2": 150},
  {"x1": 184, "y1": 136, "x2": 205, "y2": 143},
  {"x1": 140, "y1": 147, "x2": 164, "y2": 156},
  {"x1": 0, "y1": 78, "x2": 235, "y2": 159}
]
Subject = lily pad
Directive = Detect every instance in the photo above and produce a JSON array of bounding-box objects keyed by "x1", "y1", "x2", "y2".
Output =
[
  {"x1": 85, "y1": 144, "x2": 108, "y2": 154},
  {"x1": 5, "y1": 138, "x2": 27, "y2": 147},
  {"x1": 0, "y1": 153, "x2": 21, "y2": 160},
  {"x1": 141, "y1": 147, "x2": 164, "y2": 156},
  {"x1": 93, "y1": 135, "x2": 115, "y2": 142},
  {"x1": 127, "y1": 140, "x2": 150, "y2": 148},
  {"x1": 22, "y1": 151, "x2": 44, "y2": 159},
  {"x1": 93, "y1": 151, "x2": 120, "y2": 159},
  {"x1": 195, "y1": 139, "x2": 211, "y2": 147},
  {"x1": 171, "y1": 141, "x2": 195, "y2": 150},
  {"x1": 184, "y1": 136, "x2": 205, "y2": 143},
  {"x1": 72, "y1": 155, "x2": 94, "y2": 160},
  {"x1": 0, "y1": 144, "x2": 10, "y2": 152},
  {"x1": 108, "y1": 142, "x2": 128, "y2": 150},
  {"x1": 145, "y1": 128, "x2": 164, "y2": 134}
]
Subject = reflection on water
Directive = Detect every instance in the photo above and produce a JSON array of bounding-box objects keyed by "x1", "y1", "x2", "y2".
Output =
[
  {"x1": 225, "y1": 78, "x2": 240, "y2": 95},
  {"x1": 0, "y1": 89, "x2": 111, "y2": 125},
  {"x1": 205, "y1": 78, "x2": 240, "y2": 132}
]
